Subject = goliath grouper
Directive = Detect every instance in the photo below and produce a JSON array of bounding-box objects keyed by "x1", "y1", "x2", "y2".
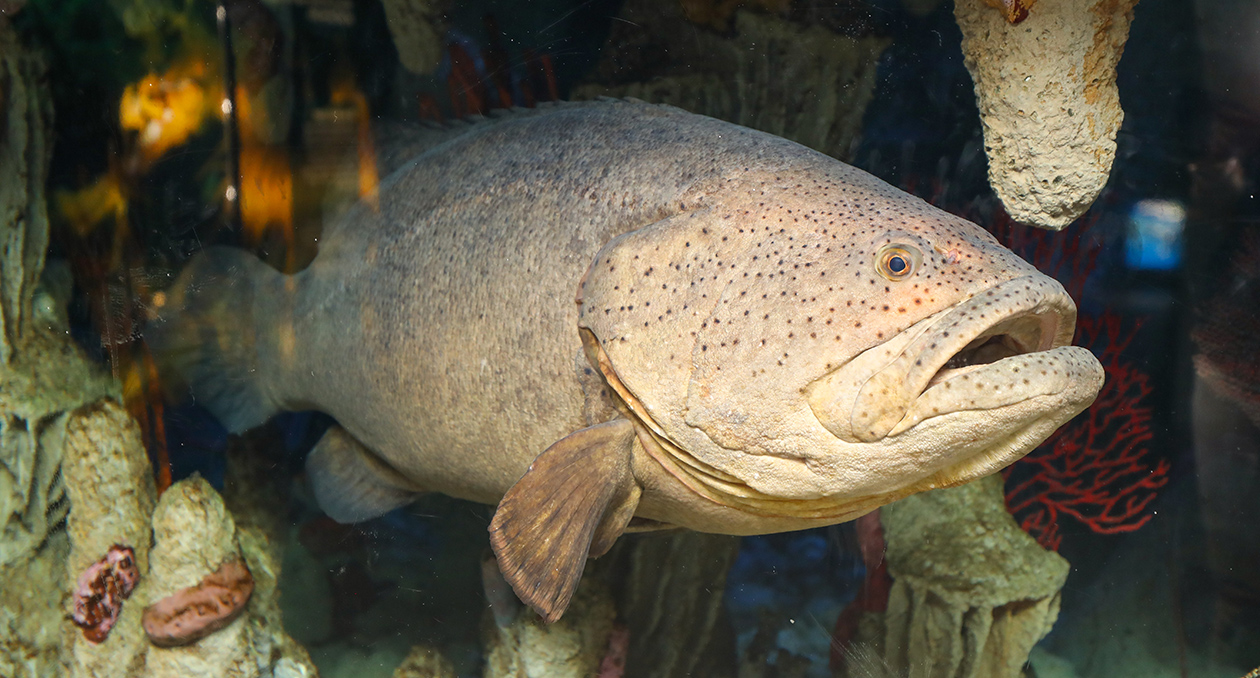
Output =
[{"x1": 149, "y1": 100, "x2": 1104, "y2": 622}]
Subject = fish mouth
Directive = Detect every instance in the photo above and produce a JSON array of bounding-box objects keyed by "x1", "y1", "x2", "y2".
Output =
[
  {"x1": 922, "y1": 314, "x2": 1052, "y2": 391},
  {"x1": 807, "y1": 275, "x2": 1099, "y2": 444}
]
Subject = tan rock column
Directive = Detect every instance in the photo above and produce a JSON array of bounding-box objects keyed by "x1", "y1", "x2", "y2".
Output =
[
  {"x1": 876, "y1": 475, "x2": 1069, "y2": 678},
  {"x1": 0, "y1": 16, "x2": 117, "y2": 678},
  {"x1": 955, "y1": 0, "x2": 1139, "y2": 230}
]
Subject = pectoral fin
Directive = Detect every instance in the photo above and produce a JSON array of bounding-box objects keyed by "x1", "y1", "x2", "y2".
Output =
[
  {"x1": 489, "y1": 418, "x2": 642, "y2": 623},
  {"x1": 307, "y1": 425, "x2": 424, "y2": 523}
]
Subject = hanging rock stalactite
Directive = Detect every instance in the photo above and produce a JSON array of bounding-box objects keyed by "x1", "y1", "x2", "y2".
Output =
[{"x1": 954, "y1": 0, "x2": 1139, "y2": 230}]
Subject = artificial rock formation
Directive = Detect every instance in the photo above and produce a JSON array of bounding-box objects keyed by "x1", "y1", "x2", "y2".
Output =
[
  {"x1": 610, "y1": 532, "x2": 740, "y2": 678},
  {"x1": 0, "y1": 316, "x2": 117, "y2": 675},
  {"x1": 482, "y1": 575, "x2": 616, "y2": 678},
  {"x1": 54, "y1": 403, "x2": 315, "y2": 678},
  {"x1": 573, "y1": 2, "x2": 888, "y2": 162},
  {"x1": 393, "y1": 644, "x2": 458, "y2": 678},
  {"x1": 379, "y1": 0, "x2": 445, "y2": 75},
  {"x1": 479, "y1": 525, "x2": 739, "y2": 678},
  {"x1": 0, "y1": 11, "x2": 50, "y2": 365},
  {"x1": 65, "y1": 471, "x2": 317, "y2": 678},
  {"x1": 61, "y1": 401, "x2": 159, "y2": 676},
  {"x1": 137, "y1": 477, "x2": 315, "y2": 678},
  {"x1": 0, "y1": 20, "x2": 118, "y2": 678},
  {"x1": 955, "y1": 0, "x2": 1139, "y2": 230},
  {"x1": 1, "y1": 12, "x2": 318, "y2": 677},
  {"x1": 0, "y1": 15, "x2": 115, "y2": 569},
  {"x1": 843, "y1": 475, "x2": 1069, "y2": 678}
]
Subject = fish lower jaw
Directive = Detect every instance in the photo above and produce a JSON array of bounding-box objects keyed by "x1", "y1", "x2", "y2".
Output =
[
  {"x1": 909, "y1": 385, "x2": 1098, "y2": 494},
  {"x1": 889, "y1": 345, "x2": 1104, "y2": 438},
  {"x1": 923, "y1": 362, "x2": 989, "y2": 390}
]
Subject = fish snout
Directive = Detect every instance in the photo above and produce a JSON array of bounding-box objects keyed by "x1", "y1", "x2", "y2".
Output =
[{"x1": 807, "y1": 275, "x2": 1081, "y2": 443}]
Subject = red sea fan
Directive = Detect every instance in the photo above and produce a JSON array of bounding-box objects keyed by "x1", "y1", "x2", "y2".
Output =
[
  {"x1": 1002, "y1": 313, "x2": 1170, "y2": 551},
  {"x1": 983, "y1": 209, "x2": 1168, "y2": 551},
  {"x1": 986, "y1": 208, "x2": 1101, "y2": 302}
]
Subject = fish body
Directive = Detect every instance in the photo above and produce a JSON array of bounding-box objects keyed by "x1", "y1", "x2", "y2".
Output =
[{"x1": 151, "y1": 100, "x2": 1103, "y2": 621}]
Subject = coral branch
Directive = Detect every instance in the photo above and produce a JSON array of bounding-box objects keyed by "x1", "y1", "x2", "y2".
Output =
[
  {"x1": 981, "y1": 208, "x2": 1168, "y2": 551},
  {"x1": 1002, "y1": 312, "x2": 1169, "y2": 550}
]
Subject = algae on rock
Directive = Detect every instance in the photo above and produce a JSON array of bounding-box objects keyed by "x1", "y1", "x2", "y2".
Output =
[{"x1": 841, "y1": 475, "x2": 1070, "y2": 678}]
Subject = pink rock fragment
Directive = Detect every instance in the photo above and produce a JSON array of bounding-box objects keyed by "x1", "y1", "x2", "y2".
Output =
[
  {"x1": 72, "y1": 544, "x2": 140, "y2": 644},
  {"x1": 141, "y1": 555, "x2": 254, "y2": 648}
]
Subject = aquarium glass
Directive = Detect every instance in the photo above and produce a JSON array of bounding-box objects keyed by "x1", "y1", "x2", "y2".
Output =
[{"x1": 1, "y1": 0, "x2": 1258, "y2": 677}]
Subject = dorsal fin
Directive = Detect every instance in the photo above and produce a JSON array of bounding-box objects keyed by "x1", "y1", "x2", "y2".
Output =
[{"x1": 372, "y1": 98, "x2": 673, "y2": 177}]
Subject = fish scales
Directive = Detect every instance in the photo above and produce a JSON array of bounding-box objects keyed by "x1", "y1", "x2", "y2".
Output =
[
  {"x1": 276, "y1": 101, "x2": 802, "y2": 504},
  {"x1": 151, "y1": 99, "x2": 1103, "y2": 622}
]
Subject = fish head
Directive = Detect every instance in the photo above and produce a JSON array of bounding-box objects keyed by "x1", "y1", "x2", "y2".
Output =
[{"x1": 577, "y1": 160, "x2": 1104, "y2": 526}]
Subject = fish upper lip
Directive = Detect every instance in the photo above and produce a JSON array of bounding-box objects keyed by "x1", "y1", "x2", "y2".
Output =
[{"x1": 844, "y1": 275, "x2": 1078, "y2": 442}]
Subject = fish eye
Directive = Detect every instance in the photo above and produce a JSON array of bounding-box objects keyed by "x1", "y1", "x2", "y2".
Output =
[{"x1": 875, "y1": 244, "x2": 921, "y2": 281}]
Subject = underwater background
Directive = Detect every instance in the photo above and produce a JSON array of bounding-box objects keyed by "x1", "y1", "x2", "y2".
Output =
[{"x1": 0, "y1": 0, "x2": 1258, "y2": 676}]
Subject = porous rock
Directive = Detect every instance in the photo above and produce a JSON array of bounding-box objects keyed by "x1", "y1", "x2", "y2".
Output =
[
  {"x1": 59, "y1": 402, "x2": 155, "y2": 677},
  {"x1": 483, "y1": 575, "x2": 616, "y2": 678},
  {"x1": 0, "y1": 22, "x2": 117, "y2": 678},
  {"x1": 393, "y1": 644, "x2": 458, "y2": 678},
  {"x1": 140, "y1": 477, "x2": 315, "y2": 678},
  {"x1": 0, "y1": 17, "x2": 316, "y2": 678},
  {"x1": 0, "y1": 531, "x2": 68, "y2": 678},
  {"x1": 62, "y1": 402, "x2": 158, "y2": 580},
  {"x1": 0, "y1": 22, "x2": 115, "y2": 570},
  {"x1": 60, "y1": 472, "x2": 315, "y2": 678},
  {"x1": 0, "y1": 17, "x2": 50, "y2": 365},
  {"x1": 842, "y1": 475, "x2": 1069, "y2": 678},
  {"x1": 2, "y1": 352, "x2": 120, "y2": 677},
  {"x1": 955, "y1": 0, "x2": 1139, "y2": 229}
]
